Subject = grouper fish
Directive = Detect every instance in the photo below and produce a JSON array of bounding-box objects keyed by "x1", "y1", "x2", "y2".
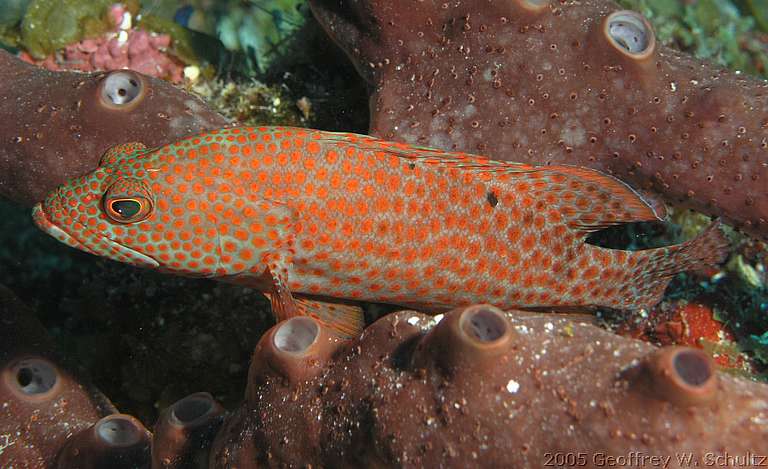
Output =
[{"x1": 33, "y1": 126, "x2": 728, "y2": 337}]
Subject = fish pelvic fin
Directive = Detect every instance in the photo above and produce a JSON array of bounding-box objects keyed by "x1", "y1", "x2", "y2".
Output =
[
  {"x1": 265, "y1": 270, "x2": 364, "y2": 339},
  {"x1": 619, "y1": 221, "x2": 729, "y2": 311}
]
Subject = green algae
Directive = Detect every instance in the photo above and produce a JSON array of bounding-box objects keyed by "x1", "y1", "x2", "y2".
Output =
[
  {"x1": 19, "y1": 0, "x2": 140, "y2": 59},
  {"x1": 739, "y1": 0, "x2": 768, "y2": 32},
  {"x1": 136, "y1": 13, "x2": 228, "y2": 68},
  {"x1": 743, "y1": 331, "x2": 768, "y2": 366},
  {"x1": 192, "y1": 0, "x2": 308, "y2": 74},
  {"x1": 619, "y1": 0, "x2": 768, "y2": 78},
  {"x1": 0, "y1": 0, "x2": 29, "y2": 28},
  {"x1": 0, "y1": 0, "x2": 28, "y2": 47}
]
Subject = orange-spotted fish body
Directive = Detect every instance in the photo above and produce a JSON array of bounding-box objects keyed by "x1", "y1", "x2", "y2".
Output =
[{"x1": 33, "y1": 126, "x2": 728, "y2": 336}]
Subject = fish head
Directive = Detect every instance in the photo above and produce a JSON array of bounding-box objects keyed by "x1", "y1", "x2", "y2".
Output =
[
  {"x1": 31, "y1": 141, "x2": 198, "y2": 270},
  {"x1": 33, "y1": 165, "x2": 162, "y2": 269},
  {"x1": 34, "y1": 137, "x2": 296, "y2": 278}
]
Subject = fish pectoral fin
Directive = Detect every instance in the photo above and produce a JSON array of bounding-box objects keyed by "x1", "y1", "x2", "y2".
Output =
[{"x1": 100, "y1": 142, "x2": 148, "y2": 166}]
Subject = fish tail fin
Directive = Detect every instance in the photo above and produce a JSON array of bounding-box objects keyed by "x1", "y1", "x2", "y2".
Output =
[{"x1": 620, "y1": 221, "x2": 729, "y2": 311}]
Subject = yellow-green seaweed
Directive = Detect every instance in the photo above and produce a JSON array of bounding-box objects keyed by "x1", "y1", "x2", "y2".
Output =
[{"x1": 20, "y1": 0, "x2": 139, "y2": 59}]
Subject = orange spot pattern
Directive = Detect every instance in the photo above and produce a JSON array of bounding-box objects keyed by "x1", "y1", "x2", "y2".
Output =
[{"x1": 39, "y1": 126, "x2": 674, "y2": 315}]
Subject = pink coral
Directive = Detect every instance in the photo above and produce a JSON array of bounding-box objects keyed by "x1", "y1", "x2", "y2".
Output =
[{"x1": 20, "y1": 4, "x2": 184, "y2": 83}]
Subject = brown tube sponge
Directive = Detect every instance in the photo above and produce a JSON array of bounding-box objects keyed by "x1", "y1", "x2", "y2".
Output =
[
  {"x1": 211, "y1": 306, "x2": 768, "y2": 468},
  {"x1": 151, "y1": 392, "x2": 226, "y2": 469},
  {"x1": 55, "y1": 414, "x2": 151, "y2": 469},
  {"x1": 310, "y1": 0, "x2": 768, "y2": 239},
  {"x1": 632, "y1": 346, "x2": 719, "y2": 407},
  {"x1": 0, "y1": 284, "x2": 115, "y2": 469},
  {"x1": 211, "y1": 316, "x2": 346, "y2": 467},
  {"x1": 0, "y1": 50, "x2": 229, "y2": 206},
  {"x1": 247, "y1": 316, "x2": 343, "y2": 391},
  {"x1": 411, "y1": 304, "x2": 514, "y2": 376}
]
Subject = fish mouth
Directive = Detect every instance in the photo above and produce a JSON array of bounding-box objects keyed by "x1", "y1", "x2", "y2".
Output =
[{"x1": 32, "y1": 203, "x2": 160, "y2": 268}]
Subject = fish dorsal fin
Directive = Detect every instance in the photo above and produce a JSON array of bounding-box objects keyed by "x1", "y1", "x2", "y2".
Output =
[
  {"x1": 100, "y1": 142, "x2": 148, "y2": 166},
  {"x1": 535, "y1": 165, "x2": 666, "y2": 232},
  {"x1": 316, "y1": 131, "x2": 664, "y2": 232},
  {"x1": 317, "y1": 131, "x2": 508, "y2": 169}
]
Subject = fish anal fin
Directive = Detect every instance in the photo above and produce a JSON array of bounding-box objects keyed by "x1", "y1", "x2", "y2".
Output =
[
  {"x1": 293, "y1": 295, "x2": 365, "y2": 338},
  {"x1": 264, "y1": 265, "x2": 364, "y2": 339},
  {"x1": 100, "y1": 142, "x2": 148, "y2": 166}
]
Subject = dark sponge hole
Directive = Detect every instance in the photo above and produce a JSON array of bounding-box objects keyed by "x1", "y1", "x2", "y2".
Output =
[
  {"x1": 173, "y1": 395, "x2": 213, "y2": 423},
  {"x1": 673, "y1": 350, "x2": 712, "y2": 386},
  {"x1": 15, "y1": 359, "x2": 57, "y2": 395},
  {"x1": 464, "y1": 308, "x2": 507, "y2": 342}
]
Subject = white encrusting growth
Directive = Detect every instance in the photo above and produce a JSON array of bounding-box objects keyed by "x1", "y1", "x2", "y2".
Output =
[
  {"x1": 560, "y1": 118, "x2": 587, "y2": 146},
  {"x1": 274, "y1": 317, "x2": 318, "y2": 353},
  {"x1": 506, "y1": 379, "x2": 520, "y2": 393},
  {"x1": 95, "y1": 416, "x2": 143, "y2": 445}
]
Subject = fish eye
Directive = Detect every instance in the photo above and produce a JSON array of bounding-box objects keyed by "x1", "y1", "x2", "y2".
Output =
[{"x1": 104, "y1": 197, "x2": 152, "y2": 223}]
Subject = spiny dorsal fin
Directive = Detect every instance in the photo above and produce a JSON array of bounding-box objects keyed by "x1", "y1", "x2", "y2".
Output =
[
  {"x1": 317, "y1": 131, "x2": 664, "y2": 232},
  {"x1": 100, "y1": 142, "x2": 147, "y2": 166}
]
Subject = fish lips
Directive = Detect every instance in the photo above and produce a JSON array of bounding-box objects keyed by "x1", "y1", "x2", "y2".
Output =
[{"x1": 32, "y1": 203, "x2": 160, "y2": 268}]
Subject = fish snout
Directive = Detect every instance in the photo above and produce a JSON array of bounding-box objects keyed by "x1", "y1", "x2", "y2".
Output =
[
  {"x1": 32, "y1": 201, "x2": 84, "y2": 251},
  {"x1": 32, "y1": 202, "x2": 53, "y2": 232}
]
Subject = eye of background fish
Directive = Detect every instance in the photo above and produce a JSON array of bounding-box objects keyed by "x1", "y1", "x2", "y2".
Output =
[
  {"x1": 99, "y1": 71, "x2": 145, "y2": 110},
  {"x1": 104, "y1": 197, "x2": 152, "y2": 223}
]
